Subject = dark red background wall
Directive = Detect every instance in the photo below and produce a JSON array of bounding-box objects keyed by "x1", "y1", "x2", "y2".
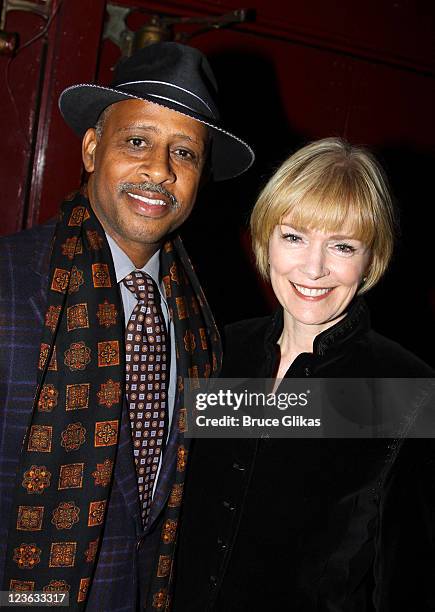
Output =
[{"x1": 1, "y1": 0, "x2": 434, "y2": 364}]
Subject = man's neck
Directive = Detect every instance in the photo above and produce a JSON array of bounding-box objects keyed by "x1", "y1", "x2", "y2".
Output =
[
  {"x1": 108, "y1": 233, "x2": 159, "y2": 268},
  {"x1": 105, "y1": 232, "x2": 161, "y2": 285}
]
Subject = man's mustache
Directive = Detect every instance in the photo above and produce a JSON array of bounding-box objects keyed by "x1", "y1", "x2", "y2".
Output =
[{"x1": 118, "y1": 182, "x2": 179, "y2": 209}]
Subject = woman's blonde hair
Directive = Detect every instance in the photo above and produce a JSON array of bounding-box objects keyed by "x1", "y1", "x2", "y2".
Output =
[{"x1": 250, "y1": 137, "x2": 397, "y2": 293}]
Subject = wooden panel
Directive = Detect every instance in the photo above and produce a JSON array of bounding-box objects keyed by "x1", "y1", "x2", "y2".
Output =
[
  {"x1": 27, "y1": 0, "x2": 107, "y2": 226},
  {"x1": 0, "y1": 6, "x2": 47, "y2": 234},
  {"x1": 0, "y1": 0, "x2": 106, "y2": 234}
]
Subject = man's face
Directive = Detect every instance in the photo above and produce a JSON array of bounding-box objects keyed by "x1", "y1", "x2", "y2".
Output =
[{"x1": 83, "y1": 99, "x2": 208, "y2": 265}]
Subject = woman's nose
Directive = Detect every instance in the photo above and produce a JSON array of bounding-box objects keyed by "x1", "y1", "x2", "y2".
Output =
[{"x1": 300, "y1": 244, "x2": 330, "y2": 280}]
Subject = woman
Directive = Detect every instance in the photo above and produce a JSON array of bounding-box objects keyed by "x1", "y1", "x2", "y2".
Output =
[{"x1": 173, "y1": 138, "x2": 435, "y2": 611}]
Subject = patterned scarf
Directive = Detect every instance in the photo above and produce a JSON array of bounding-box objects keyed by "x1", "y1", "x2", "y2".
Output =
[
  {"x1": 145, "y1": 237, "x2": 221, "y2": 611},
  {"x1": 3, "y1": 191, "x2": 222, "y2": 609}
]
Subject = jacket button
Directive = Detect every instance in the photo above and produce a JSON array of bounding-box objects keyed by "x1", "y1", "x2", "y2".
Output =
[
  {"x1": 232, "y1": 461, "x2": 245, "y2": 471},
  {"x1": 217, "y1": 538, "x2": 228, "y2": 551},
  {"x1": 209, "y1": 575, "x2": 217, "y2": 588},
  {"x1": 136, "y1": 536, "x2": 144, "y2": 551},
  {"x1": 223, "y1": 500, "x2": 236, "y2": 511},
  {"x1": 304, "y1": 367, "x2": 311, "y2": 377}
]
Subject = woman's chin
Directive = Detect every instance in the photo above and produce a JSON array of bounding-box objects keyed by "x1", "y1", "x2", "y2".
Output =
[{"x1": 283, "y1": 304, "x2": 345, "y2": 329}]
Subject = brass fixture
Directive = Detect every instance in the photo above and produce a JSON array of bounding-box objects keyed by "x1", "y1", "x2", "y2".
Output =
[
  {"x1": 104, "y1": 4, "x2": 254, "y2": 57},
  {"x1": 0, "y1": 29, "x2": 18, "y2": 55},
  {"x1": 0, "y1": 0, "x2": 51, "y2": 56}
]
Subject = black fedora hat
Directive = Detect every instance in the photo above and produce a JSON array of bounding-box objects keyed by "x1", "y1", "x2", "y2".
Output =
[{"x1": 59, "y1": 42, "x2": 254, "y2": 181}]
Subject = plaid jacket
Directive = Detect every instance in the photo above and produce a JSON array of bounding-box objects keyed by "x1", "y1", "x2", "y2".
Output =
[{"x1": 0, "y1": 222, "x2": 181, "y2": 611}]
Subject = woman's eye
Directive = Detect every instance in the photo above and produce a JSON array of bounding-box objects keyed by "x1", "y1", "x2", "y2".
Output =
[
  {"x1": 282, "y1": 233, "x2": 302, "y2": 243},
  {"x1": 334, "y1": 243, "x2": 356, "y2": 254}
]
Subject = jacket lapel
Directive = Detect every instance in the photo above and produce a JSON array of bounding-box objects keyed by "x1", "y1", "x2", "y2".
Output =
[
  {"x1": 113, "y1": 400, "x2": 142, "y2": 524},
  {"x1": 114, "y1": 396, "x2": 182, "y2": 531},
  {"x1": 28, "y1": 219, "x2": 56, "y2": 323},
  {"x1": 145, "y1": 396, "x2": 181, "y2": 530}
]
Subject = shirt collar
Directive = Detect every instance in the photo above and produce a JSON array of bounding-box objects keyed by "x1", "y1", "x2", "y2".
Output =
[{"x1": 105, "y1": 232, "x2": 164, "y2": 297}]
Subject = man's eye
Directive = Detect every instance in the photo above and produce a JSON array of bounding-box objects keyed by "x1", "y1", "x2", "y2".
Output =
[
  {"x1": 128, "y1": 138, "x2": 145, "y2": 147},
  {"x1": 174, "y1": 148, "x2": 195, "y2": 161}
]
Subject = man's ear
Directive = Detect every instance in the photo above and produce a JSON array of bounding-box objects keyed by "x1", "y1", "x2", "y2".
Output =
[{"x1": 82, "y1": 128, "x2": 98, "y2": 173}]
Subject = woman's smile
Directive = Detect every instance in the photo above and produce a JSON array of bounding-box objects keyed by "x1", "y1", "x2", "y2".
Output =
[{"x1": 290, "y1": 282, "x2": 334, "y2": 300}]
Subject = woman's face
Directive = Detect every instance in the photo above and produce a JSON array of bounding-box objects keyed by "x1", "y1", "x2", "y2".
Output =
[{"x1": 268, "y1": 217, "x2": 371, "y2": 332}]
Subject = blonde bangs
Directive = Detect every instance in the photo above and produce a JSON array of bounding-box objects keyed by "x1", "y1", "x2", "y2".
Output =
[{"x1": 283, "y1": 184, "x2": 377, "y2": 248}]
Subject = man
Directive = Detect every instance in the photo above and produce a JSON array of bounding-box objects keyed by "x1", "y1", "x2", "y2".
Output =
[{"x1": 0, "y1": 42, "x2": 253, "y2": 610}]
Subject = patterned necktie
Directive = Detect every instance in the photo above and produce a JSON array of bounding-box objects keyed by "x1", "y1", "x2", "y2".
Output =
[{"x1": 122, "y1": 271, "x2": 169, "y2": 523}]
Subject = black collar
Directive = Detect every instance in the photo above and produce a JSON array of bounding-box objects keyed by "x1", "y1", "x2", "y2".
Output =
[{"x1": 265, "y1": 297, "x2": 370, "y2": 358}]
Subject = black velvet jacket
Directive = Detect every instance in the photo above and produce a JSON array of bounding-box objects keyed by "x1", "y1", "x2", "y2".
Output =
[{"x1": 173, "y1": 299, "x2": 435, "y2": 611}]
